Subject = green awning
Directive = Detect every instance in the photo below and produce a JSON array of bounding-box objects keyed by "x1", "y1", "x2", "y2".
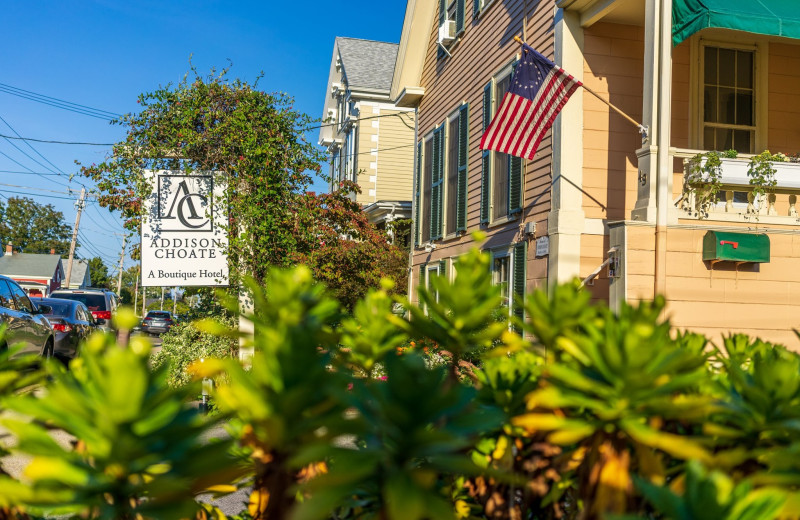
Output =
[{"x1": 673, "y1": 0, "x2": 800, "y2": 46}]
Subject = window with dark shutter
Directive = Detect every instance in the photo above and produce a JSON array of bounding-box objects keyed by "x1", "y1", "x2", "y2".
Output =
[
  {"x1": 457, "y1": 104, "x2": 468, "y2": 231},
  {"x1": 422, "y1": 138, "x2": 433, "y2": 243},
  {"x1": 512, "y1": 242, "x2": 526, "y2": 326},
  {"x1": 431, "y1": 126, "x2": 444, "y2": 240},
  {"x1": 480, "y1": 81, "x2": 492, "y2": 224},
  {"x1": 456, "y1": 0, "x2": 465, "y2": 33},
  {"x1": 492, "y1": 74, "x2": 511, "y2": 220},
  {"x1": 414, "y1": 140, "x2": 422, "y2": 247},
  {"x1": 509, "y1": 156, "x2": 522, "y2": 213},
  {"x1": 446, "y1": 117, "x2": 459, "y2": 234}
]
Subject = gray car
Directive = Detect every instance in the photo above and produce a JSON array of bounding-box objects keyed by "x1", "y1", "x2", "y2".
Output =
[{"x1": 0, "y1": 275, "x2": 55, "y2": 358}]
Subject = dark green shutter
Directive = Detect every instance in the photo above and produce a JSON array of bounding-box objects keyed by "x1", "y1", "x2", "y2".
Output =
[
  {"x1": 457, "y1": 104, "x2": 469, "y2": 231},
  {"x1": 431, "y1": 126, "x2": 444, "y2": 240},
  {"x1": 456, "y1": 0, "x2": 465, "y2": 33},
  {"x1": 473, "y1": 0, "x2": 481, "y2": 18},
  {"x1": 512, "y1": 242, "x2": 526, "y2": 327},
  {"x1": 419, "y1": 264, "x2": 427, "y2": 311},
  {"x1": 439, "y1": 259, "x2": 448, "y2": 281},
  {"x1": 439, "y1": 0, "x2": 446, "y2": 25},
  {"x1": 480, "y1": 81, "x2": 492, "y2": 224},
  {"x1": 436, "y1": 128, "x2": 445, "y2": 238},
  {"x1": 414, "y1": 140, "x2": 422, "y2": 247},
  {"x1": 509, "y1": 156, "x2": 522, "y2": 214}
]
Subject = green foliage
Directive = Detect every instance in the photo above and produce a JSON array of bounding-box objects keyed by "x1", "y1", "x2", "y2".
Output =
[
  {"x1": 0, "y1": 327, "x2": 245, "y2": 519},
  {"x1": 7, "y1": 245, "x2": 800, "y2": 520},
  {"x1": 87, "y1": 257, "x2": 111, "y2": 289},
  {"x1": 748, "y1": 151, "x2": 782, "y2": 203},
  {"x1": 686, "y1": 151, "x2": 724, "y2": 217},
  {"x1": 0, "y1": 196, "x2": 72, "y2": 255},
  {"x1": 151, "y1": 316, "x2": 238, "y2": 388},
  {"x1": 80, "y1": 69, "x2": 406, "y2": 300}
]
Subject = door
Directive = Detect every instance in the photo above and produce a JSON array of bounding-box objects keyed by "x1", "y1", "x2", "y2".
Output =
[{"x1": 0, "y1": 279, "x2": 35, "y2": 355}]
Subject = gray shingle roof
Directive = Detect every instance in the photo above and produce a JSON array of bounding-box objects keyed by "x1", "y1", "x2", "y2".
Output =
[
  {"x1": 69, "y1": 259, "x2": 89, "y2": 287},
  {"x1": 0, "y1": 253, "x2": 61, "y2": 278},
  {"x1": 336, "y1": 37, "x2": 398, "y2": 93}
]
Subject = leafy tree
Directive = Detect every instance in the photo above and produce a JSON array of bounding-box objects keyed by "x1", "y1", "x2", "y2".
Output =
[
  {"x1": 87, "y1": 257, "x2": 110, "y2": 288},
  {"x1": 0, "y1": 197, "x2": 72, "y2": 255},
  {"x1": 79, "y1": 67, "x2": 406, "y2": 303}
]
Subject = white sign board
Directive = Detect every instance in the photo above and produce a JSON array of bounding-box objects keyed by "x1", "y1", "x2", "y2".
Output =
[
  {"x1": 141, "y1": 170, "x2": 228, "y2": 287},
  {"x1": 535, "y1": 236, "x2": 550, "y2": 258}
]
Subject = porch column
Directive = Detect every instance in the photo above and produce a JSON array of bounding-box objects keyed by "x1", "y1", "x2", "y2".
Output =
[
  {"x1": 548, "y1": 9, "x2": 585, "y2": 287},
  {"x1": 632, "y1": 0, "x2": 673, "y2": 296}
]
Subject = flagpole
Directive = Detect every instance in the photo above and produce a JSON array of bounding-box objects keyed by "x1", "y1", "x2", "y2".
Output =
[{"x1": 513, "y1": 36, "x2": 648, "y2": 138}]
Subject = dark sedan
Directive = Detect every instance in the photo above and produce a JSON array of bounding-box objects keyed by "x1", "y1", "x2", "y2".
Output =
[
  {"x1": 31, "y1": 297, "x2": 98, "y2": 362},
  {"x1": 141, "y1": 311, "x2": 178, "y2": 335}
]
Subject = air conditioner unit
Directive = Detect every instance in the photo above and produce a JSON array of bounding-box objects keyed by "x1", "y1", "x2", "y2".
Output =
[{"x1": 438, "y1": 20, "x2": 456, "y2": 46}]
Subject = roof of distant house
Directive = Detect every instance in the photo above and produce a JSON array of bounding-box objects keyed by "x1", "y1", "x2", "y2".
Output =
[
  {"x1": 0, "y1": 252, "x2": 62, "y2": 278},
  {"x1": 336, "y1": 37, "x2": 398, "y2": 93},
  {"x1": 69, "y1": 259, "x2": 89, "y2": 286}
]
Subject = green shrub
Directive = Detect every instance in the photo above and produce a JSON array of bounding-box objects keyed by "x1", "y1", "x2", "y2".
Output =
[{"x1": 151, "y1": 316, "x2": 238, "y2": 389}]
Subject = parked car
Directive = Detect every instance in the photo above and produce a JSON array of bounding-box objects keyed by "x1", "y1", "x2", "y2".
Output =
[
  {"x1": 30, "y1": 297, "x2": 98, "y2": 362},
  {"x1": 140, "y1": 311, "x2": 178, "y2": 336},
  {"x1": 0, "y1": 275, "x2": 55, "y2": 358},
  {"x1": 47, "y1": 288, "x2": 118, "y2": 331}
]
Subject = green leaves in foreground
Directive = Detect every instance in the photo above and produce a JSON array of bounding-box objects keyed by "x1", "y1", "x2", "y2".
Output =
[{"x1": 0, "y1": 331, "x2": 245, "y2": 519}]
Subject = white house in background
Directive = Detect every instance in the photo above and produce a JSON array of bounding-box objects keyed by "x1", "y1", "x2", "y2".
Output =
[
  {"x1": 66, "y1": 259, "x2": 91, "y2": 289},
  {"x1": 319, "y1": 37, "x2": 417, "y2": 242}
]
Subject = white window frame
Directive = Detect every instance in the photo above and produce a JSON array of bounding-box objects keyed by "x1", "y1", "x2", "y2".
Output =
[{"x1": 689, "y1": 35, "x2": 768, "y2": 153}]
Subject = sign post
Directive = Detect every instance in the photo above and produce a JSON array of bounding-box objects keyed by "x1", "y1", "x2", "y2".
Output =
[{"x1": 141, "y1": 170, "x2": 229, "y2": 287}]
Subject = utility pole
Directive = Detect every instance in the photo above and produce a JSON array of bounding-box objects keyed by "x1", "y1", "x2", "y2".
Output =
[
  {"x1": 172, "y1": 289, "x2": 177, "y2": 316},
  {"x1": 160, "y1": 287, "x2": 165, "y2": 310},
  {"x1": 134, "y1": 265, "x2": 140, "y2": 315},
  {"x1": 142, "y1": 285, "x2": 147, "y2": 316},
  {"x1": 116, "y1": 235, "x2": 126, "y2": 294},
  {"x1": 64, "y1": 187, "x2": 86, "y2": 288}
]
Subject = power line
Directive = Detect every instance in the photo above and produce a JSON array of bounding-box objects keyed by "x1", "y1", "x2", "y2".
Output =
[
  {"x1": 304, "y1": 111, "x2": 415, "y2": 131},
  {"x1": 0, "y1": 188, "x2": 76, "y2": 200},
  {"x1": 0, "y1": 83, "x2": 121, "y2": 120},
  {"x1": 0, "y1": 133, "x2": 114, "y2": 146}
]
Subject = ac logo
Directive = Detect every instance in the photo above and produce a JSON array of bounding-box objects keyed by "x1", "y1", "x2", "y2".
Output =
[{"x1": 157, "y1": 175, "x2": 214, "y2": 232}]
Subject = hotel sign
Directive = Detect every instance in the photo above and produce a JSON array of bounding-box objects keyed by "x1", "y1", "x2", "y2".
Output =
[{"x1": 141, "y1": 170, "x2": 229, "y2": 286}]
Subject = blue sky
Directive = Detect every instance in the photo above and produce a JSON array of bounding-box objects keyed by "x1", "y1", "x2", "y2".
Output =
[{"x1": 0, "y1": 0, "x2": 406, "y2": 274}]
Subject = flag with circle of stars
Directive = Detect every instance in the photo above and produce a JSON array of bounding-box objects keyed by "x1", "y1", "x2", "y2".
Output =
[{"x1": 480, "y1": 43, "x2": 582, "y2": 159}]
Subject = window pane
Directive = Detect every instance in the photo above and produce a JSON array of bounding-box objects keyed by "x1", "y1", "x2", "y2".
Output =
[
  {"x1": 716, "y1": 128, "x2": 733, "y2": 151},
  {"x1": 495, "y1": 75, "x2": 511, "y2": 107},
  {"x1": 704, "y1": 86, "x2": 717, "y2": 123},
  {"x1": 446, "y1": 118, "x2": 459, "y2": 234},
  {"x1": 704, "y1": 46, "x2": 717, "y2": 84},
  {"x1": 422, "y1": 139, "x2": 433, "y2": 243},
  {"x1": 493, "y1": 256, "x2": 509, "y2": 307},
  {"x1": 0, "y1": 280, "x2": 14, "y2": 310},
  {"x1": 736, "y1": 92, "x2": 753, "y2": 126},
  {"x1": 703, "y1": 127, "x2": 715, "y2": 150},
  {"x1": 493, "y1": 153, "x2": 508, "y2": 219},
  {"x1": 737, "y1": 51, "x2": 753, "y2": 89},
  {"x1": 718, "y1": 48, "x2": 736, "y2": 87},
  {"x1": 718, "y1": 87, "x2": 736, "y2": 124},
  {"x1": 733, "y1": 129, "x2": 754, "y2": 154}
]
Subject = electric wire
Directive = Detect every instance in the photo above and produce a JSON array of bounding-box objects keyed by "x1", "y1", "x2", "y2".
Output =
[{"x1": 0, "y1": 83, "x2": 120, "y2": 120}]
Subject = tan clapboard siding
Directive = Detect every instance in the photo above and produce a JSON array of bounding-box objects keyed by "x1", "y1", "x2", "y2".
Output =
[
  {"x1": 412, "y1": 0, "x2": 552, "y2": 285},
  {"x1": 768, "y1": 43, "x2": 800, "y2": 152},
  {"x1": 622, "y1": 225, "x2": 800, "y2": 348},
  {"x1": 375, "y1": 108, "x2": 415, "y2": 201}
]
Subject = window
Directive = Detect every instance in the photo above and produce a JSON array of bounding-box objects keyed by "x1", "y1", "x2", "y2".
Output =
[
  {"x1": 491, "y1": 242, "x2": 527, "y2": 324},
  {"x1": 437, "y1": 0, "x2": 465, "y2": 59},
  {"x1": 445, "y1": 105, "x2": 469, "y2": 235},
  {"x1": 0, "y1": 280, "x2": 14, "y2": 310},
  {"x1": 419, "y1": 260, "x2": 448, "y2": 312},
  {"x1": 702, "y1": 45, "x2": 755, "y2": 154},
  {"x1": 9, "y1": 281, "x2": 32, "y2": 313},
  {"x1": 482, "y1": 64, "x2": 523, "y2": 224},
  {"x1": 421, "y1": 137, "x2": 434, "y2": 243},
  {"x1": 473, "y1": 0, "x2": 495, "y2": 18}
]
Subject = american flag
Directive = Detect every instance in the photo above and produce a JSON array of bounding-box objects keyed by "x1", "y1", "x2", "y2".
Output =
[{"x1": 480, "y1": 44, "x2": 582, "y2": 159}]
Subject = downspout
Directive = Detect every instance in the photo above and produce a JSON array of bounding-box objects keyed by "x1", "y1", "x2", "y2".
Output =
[
  {"x1": 407, "y1": 106, "x2": 419, "y2": 300},
  {"x1": 654, "y1": 0, "x2": 672, "y2": 297}
]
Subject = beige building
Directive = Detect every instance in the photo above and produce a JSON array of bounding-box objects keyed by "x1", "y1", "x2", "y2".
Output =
[
  {"x1": 319, "y1": 37, "x2": 417, "y2": 235},
  {"x1": 395, "y1": 0, "x2": 800, "y2": 347}
]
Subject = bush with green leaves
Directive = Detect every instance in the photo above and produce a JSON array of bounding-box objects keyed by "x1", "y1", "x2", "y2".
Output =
[
  {"x1": 5, "y1": 243, "x2": 800, "y2": 520},
  {"x1": 151, "y1": 315, "x2": 239, "y2": 389}
]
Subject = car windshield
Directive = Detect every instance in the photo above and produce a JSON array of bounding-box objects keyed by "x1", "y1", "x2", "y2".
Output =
[
  {"x1": 147, "y1": 312, "x2": 171, "y2": 319},
  {"x1": 50, "y1": 293, "x2": 106, "y2": 311}
]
